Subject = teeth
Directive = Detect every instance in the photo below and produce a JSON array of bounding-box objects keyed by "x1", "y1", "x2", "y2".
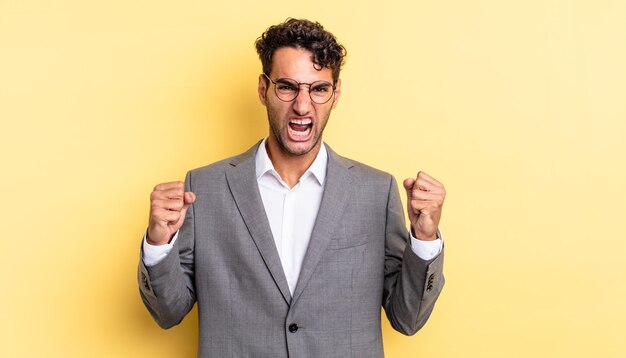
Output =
[
  {"x1": 288, "y1": 126, "x2": 311, "y2": 136},
  {"x1": 289, "y1": 119, "x2": 312, "y2": 125}
]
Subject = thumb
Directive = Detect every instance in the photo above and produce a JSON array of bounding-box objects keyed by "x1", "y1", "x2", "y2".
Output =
[
  {"x1": 403, "y1": 178, "x2": 415, "y2": 198},
  {"x1": 171, "y1": 192, "x2": 195, "y2": 233},
  {"x1": 183, "y1": 191, "x2": 196, "y2": 206},
  {"x1": 179, "y1": 192, "x2": 196, "y2": 218}
]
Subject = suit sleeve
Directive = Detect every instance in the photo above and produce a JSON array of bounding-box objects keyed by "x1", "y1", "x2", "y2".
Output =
[
  {"x1": 381, "y1": 175, "x2": 445, "y2": 335},
  {"x1": 137, "y1": 171, "x2": 197, "y2": 329}
]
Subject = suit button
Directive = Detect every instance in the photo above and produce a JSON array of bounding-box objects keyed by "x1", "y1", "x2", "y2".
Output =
[
  {"x1": 288, "y1": 323, "x2": 298, "y2": 333},
  {"x1": 427, "y1": 284, "x2": 434, "y2": 291}
]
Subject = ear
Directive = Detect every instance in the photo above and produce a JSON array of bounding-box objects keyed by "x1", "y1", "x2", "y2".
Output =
[
  {"x1": 331, "y1": 78, "x2": 341, "y2": 109},
  {"x1": 258, "y1": 74, "x2": 268, "y2": 106}
]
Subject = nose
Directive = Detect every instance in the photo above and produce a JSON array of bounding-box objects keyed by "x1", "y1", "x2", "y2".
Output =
[{"x1": 292, "y1": 85, "x2": 313, "y2": 115}]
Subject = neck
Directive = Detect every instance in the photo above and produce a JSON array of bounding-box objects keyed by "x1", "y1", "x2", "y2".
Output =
[{"x1": 265, "y1": 137, "x2": 321, "y2": 188}]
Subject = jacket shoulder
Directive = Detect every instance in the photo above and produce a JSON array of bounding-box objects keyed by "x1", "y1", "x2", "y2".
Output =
[
  {"x1": 189, "y1": 156, "x2": 235, "y2": 176},
  {"x1": 186, "y1": 143, "x2": 258, "y2": 183},
  {"x1": 331, "y1": 150, "x2": 396, "y2": 186}
]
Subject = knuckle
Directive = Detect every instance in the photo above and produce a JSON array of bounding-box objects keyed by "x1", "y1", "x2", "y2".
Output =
[{"x1": 150, "y1": 209, "x2": 163, "y2": 220}]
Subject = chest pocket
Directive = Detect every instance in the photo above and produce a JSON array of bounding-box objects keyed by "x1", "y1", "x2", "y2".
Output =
[{"x1": 327, "y1": 234, "x2": 379, "y2": 249}]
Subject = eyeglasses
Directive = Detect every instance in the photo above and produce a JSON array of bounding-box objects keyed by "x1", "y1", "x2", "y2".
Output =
[{"x1": 263, "y1": 73, "x2": 336, "y2": 104}]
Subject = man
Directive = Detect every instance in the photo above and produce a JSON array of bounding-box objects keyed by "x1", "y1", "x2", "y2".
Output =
[{"x1": 138, "y1": 18, "x2": 445, "y2": 357}]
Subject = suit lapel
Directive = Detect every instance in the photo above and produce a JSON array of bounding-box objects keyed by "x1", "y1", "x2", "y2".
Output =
[
  {"x1": 291, "y1": 147, "x2": 355, "y2": 303},
  {"x1": 225, "y1": 142, "x2": 292, "y2": 305}
]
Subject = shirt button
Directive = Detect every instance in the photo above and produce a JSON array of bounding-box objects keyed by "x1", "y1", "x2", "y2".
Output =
[{"x1": 288, "y1": 323, "x2": 298, "y2": 333}]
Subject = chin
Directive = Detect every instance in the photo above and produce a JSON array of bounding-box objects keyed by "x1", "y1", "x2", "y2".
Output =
[
  {"x1": 283, "y1": 139, "x2": 319, "y2": 156},
  {"x1": 285, "y1": 145, "x2": 314, "y2": 156}
]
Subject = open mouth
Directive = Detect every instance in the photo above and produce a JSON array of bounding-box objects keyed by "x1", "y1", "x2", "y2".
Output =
[{"x1": 288, "y1": 118, "x2": 313, "y2": 138}]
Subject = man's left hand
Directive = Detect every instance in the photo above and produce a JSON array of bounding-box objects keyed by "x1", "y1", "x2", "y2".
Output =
[{"x1": 403, "y1": 172, "x2": 446, "y2": 241}]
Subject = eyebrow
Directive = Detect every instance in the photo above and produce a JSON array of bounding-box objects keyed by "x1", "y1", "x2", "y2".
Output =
[{"x1": 275, "y1": 77, "x2": 332, "y2": 84}]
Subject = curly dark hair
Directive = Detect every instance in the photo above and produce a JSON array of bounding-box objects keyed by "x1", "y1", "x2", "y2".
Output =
[{"x1": 255, "y1": 18, "x2": 347, "y2": 84}]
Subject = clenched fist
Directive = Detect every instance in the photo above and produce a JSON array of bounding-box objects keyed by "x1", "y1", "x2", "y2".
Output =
[
  {"x1": 403, "y1": 172, "x2": 445, "y2": 241},
  {"x1": 147, "y1": 181, "x2": 196, "y2": 246}
]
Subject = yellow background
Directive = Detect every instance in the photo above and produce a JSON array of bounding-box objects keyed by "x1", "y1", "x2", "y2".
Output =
[{"x1": 1, "y1": 0, "x2": 625, "y2": 357}]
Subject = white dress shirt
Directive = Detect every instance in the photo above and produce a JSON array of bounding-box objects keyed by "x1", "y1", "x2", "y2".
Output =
[
  {"x1": 143, "y1": 140, "x2": 443, "y2": 295},
  {"x1": 255, "y1": 139, "x2": 326, "y2": 294}
]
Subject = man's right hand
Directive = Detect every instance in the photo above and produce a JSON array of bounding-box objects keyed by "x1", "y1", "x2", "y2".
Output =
[{"x1": 147, "y1": 181, "x2": 196, "y2": 246}]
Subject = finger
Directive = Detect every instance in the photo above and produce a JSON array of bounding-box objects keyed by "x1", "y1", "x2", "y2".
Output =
[
  {"x1": 152, "y1": 208, "x2": 181, "y2": 224},
  {"x1": 411, "y1": 189, "x2": 445, "y2": 210},
  {"x1": 151, "y1": 198, "x2": 184, "y2": 211},
  {"x1": 407, "y1": 177, "x2": 442, "y2": 202},
  {"x1": 409, "y1": 190, "x2": 441, "y2": 202},
  {"x1": 151, "y1": 187, "x2": 185, "y2": 201},
  {"x1": 411, "y1": 178, "x2": 433, "y2": 195},
  {"x1": 409, "y1": 198, "x2": 441, "y2": 214},
  {"x1": 153, "y1": 181, "x2": 184, "y2": 191},
  {"x1": 417, "y1": 171, "x2": 443, "y2": 188},
  {"x1": 414, "y1": 176, "x2": 444, "y2": 194},
  {"x1": 409, "y1": 200, "x2": 442, "y2": 215}
]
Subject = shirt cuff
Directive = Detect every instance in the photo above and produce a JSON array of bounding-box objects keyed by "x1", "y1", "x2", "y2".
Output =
[
  {"x1": 141, "y1": 230, "x2": 179, "y2": 267},
  {"x1": 409, "y1": 230, "x2": 443, "y2": 261}
]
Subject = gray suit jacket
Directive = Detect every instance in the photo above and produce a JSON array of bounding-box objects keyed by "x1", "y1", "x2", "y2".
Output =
[{"x1": 138, "y1": 142, "x2": 444, "y2": 357}]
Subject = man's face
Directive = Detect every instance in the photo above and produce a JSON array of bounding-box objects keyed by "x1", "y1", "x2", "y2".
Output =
[{"x1": 258, "y1": 47, "x2": 341, "y2": 157}]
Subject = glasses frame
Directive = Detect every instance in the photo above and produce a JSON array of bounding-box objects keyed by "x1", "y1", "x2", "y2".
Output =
[{"x1": 263, "y1": 73, "x2": 336, "y2": 104}]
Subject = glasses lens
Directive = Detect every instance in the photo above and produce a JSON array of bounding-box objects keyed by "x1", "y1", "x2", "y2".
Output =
[
  {"x1": 310, "y1": 81, "x2": 333, "y2": 104},
  {"x1": 274, "y1": 79, "x2": 299, "y2": 102}
]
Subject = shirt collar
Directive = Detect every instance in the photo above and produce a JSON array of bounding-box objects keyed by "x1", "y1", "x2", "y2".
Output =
[{"x1": 255, "y1": 138, "x2": 328, "y2": 186}]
